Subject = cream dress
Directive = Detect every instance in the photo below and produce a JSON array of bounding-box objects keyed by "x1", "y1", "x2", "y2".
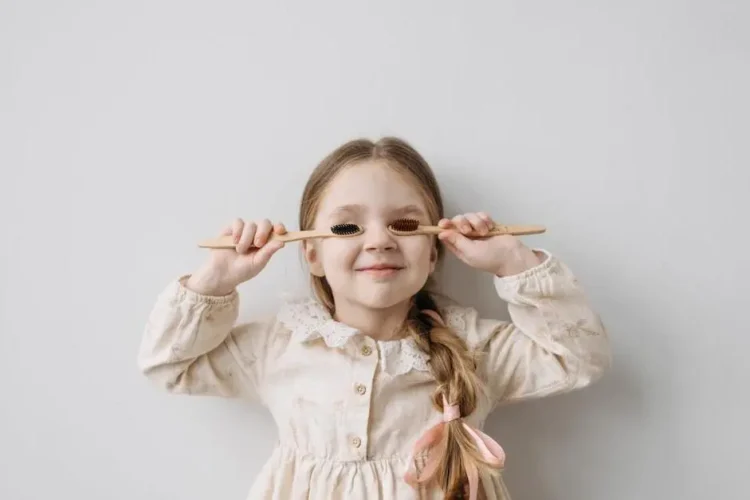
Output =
[{"x1": 138, "y1": 250, "x2": 611, "y2": 499}]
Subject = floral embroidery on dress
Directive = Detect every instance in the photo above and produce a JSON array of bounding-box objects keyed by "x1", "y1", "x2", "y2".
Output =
[
  {"x1": 562, "y1": 318, "x2": 603, "y2": 338},
  {"x1": 277, "y1": 298, "x2": 478, "y2": 376}
]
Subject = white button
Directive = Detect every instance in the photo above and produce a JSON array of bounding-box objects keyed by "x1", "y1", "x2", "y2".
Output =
[
  {"x1": 355, "y1": 383, "x2": 367, "y2": 395},
  {"x1": 360, "y1": 345, "x2": 372, "y2": 356},
  {"x1": 351, "y1": 436, "x2": 362, "y2": 448}
]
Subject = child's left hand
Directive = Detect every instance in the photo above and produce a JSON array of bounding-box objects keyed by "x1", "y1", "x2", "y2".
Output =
[{"x1": 437, "y1": 212, "x2": 545, "y2": 277}]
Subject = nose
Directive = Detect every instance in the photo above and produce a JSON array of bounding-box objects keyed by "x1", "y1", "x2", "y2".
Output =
[{"x1": 363, "y1": 223, "x2": 397, "y2": 252}]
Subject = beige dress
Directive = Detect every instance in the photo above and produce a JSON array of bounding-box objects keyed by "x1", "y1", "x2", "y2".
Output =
[{"x1": 137, "y1": 250, "x2": 611, "y2": 499}]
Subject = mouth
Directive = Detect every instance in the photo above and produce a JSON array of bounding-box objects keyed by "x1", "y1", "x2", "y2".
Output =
[{"x1": 356, "y1": 264, "x2": 405, "y2": 277}]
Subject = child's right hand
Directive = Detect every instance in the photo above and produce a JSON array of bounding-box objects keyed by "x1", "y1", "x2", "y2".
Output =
[{"x1": 186, "y1": 218, "x2": 287, "y2": 295}]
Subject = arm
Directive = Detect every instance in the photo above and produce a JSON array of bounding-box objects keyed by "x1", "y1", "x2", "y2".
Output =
[
  {"x1": 468, "y1": 250, "x2": 611, "y2": 403},
  {"x1": 137, "y1": 276, "x2": 273, "y2": 402}
]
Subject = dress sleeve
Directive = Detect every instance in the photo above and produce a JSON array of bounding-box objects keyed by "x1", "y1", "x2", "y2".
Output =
[
  {"x1": 137, "y1": 276, "x2": 274, "y2": 402},
  {"x1": 452, "y1": 250, "x2": 612, "y2": 404}
]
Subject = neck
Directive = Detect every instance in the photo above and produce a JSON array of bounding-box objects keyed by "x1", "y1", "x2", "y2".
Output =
[{"x1": 333, "y1": 297, "x2": 411, "y2": 341}]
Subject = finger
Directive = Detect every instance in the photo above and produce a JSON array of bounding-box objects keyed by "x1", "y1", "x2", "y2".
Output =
[
  {"x1": 438, "y1": 230, "x2": 470, "y2": 257},
  {"x1": 231, "y1": 218, "x2": 244, "y2": 243},
  {"x1": 254, "y1": 219, "x2": 274, "y2": 247},
  {"x1": 477, "y1": 212, "x2": 495, "y2": 229},
  {"x1": 238, "y1": 221, "x2": 257, "y2": 253},
  {"x1": 437, "y1": 218, "x2": 453, "y2": 229},
  {"x1": 452, "y1": 215, "x2": 473, "y2": 235},
  {"x1": 254, "y1": 239, "x2": 284, "y2": 266},
  {"x1": 274, "y1": 222, "x2": 288, "y2": 235},
  {"x1": 465, "y1": 213, "x2": 489, "y2": 235}
]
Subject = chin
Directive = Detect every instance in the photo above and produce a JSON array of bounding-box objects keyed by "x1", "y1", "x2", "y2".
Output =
[
  {"x1": 357, "y1": 295, "x2": 406, "y2": 310},
  {"x1": 356, "y1": 283, "x2": 424, "y2": 310}
]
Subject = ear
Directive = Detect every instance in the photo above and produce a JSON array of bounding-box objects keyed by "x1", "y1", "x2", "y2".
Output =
[
  {"x1": 428, "y1": 243, "x2": 438, "y2": 274},
  {"x1": 304, "y1": 241, "x2": 325, "y2": 277}
]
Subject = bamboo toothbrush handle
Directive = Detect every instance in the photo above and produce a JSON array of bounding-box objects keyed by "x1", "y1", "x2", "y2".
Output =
[
  {"x1": 419, "y1": 224, "x2": 546, "y2": 237},
  {"x1": 197, "y1": 230, "x2": 325, "y2": 249},
  {"x1": 487, "y1": 224, "x2": 546, "y2": 236}
]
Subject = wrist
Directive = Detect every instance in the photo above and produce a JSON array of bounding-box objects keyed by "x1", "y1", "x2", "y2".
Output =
[
  {"x1": 495, "y1": 247, "x2": 544, "y2": 277},
  {"x1": 186, "y1": 266, "x2": 237, "y2": 296}
]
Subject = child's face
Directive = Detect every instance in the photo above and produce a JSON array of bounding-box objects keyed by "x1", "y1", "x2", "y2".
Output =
[{"x1": 305, "y1": 161, "x2": 438, "y2": 311}]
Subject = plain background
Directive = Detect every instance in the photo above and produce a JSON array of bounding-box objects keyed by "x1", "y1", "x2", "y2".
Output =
[{"x1": 2, "y1": 1, "x2": 748, "y2": 499}]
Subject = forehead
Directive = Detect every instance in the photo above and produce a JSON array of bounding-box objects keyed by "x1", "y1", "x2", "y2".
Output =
[{"x1": 317, "y1": 161, "x2": 427, "y2": 215}]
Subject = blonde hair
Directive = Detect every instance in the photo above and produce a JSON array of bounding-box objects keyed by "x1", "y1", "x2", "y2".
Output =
[{"x1": 299, "y1": 137, "x2": 497, "y2": 498}]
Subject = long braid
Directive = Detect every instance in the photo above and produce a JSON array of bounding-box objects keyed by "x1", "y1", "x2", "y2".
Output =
[{"x1": 406, "y1": 289, "x2": 498, "y2": 498}]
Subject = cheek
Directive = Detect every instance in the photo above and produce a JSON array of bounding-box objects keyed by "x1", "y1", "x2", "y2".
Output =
[
  {"x1": 320, "y1": 241, "x2": 358, "y2": 270},
  {"x1": 404, "y1": 238, "x2": 435, "y2": 271}
]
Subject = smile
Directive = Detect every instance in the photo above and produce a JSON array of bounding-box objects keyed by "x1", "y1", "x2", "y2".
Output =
[{"x1": 356, "y1": 265, "x2": 404, "y2": 277}]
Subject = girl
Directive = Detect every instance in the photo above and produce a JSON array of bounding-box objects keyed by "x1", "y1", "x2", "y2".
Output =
[{"x1": 138, "y1": 137, "x2": 611, "y2": 500}]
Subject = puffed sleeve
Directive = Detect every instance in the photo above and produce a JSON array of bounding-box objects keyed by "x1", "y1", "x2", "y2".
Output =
[
  {"x1": 451, "y1": 250, "x2": 611, "y2": 404},
  {"x1": 137, "y1": 276, "x2": 275, "y2": 403}
]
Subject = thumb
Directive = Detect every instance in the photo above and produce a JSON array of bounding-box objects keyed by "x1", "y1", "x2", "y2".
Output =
[
  {"x1": 254, "y1": 240, "x2": 285, "y2": 267},
  {"x1": 438, "y1": 230, "x2": 471, "y2": 257}
]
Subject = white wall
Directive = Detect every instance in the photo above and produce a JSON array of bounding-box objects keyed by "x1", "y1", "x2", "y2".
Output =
[{"x1": 2, "y1": 1, "x2": 748, "y2": 499}]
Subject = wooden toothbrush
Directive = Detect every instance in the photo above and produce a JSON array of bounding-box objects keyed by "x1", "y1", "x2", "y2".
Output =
[
  {"x1": 386, "y1": 218, "x2": 546, "y2": 237},
  {"x1": 197, "y1": 223, "x2": 363, "y2": 249},
  {"x1": 198, "y1": 220, "x2": 546, "y2": 249}
]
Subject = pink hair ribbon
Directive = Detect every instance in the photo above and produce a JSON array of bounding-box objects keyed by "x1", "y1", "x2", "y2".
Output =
[{"x1": 404, "y1": 310, "x2": 506, "y2": 500}]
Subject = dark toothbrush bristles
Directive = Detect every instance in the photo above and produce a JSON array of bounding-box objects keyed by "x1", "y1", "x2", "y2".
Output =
[
  {"x1": 330, "y1": 223, "x2": 362, "y2": 236},
  {"x1": 389, "y1": 218, "x2": 420, "y2": 232}
]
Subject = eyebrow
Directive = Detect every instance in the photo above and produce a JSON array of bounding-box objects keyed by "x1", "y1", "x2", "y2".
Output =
[
  {"x1": 392, "y1": 204, "x2": 427, "y2": 217},
  {"x1": 329, "y1": 204, "x2": 426, "y2": 217}
]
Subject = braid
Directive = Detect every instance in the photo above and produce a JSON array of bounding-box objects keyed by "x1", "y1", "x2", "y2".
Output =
[
  {"x1": 408, "y1": 290, "x2": 435, "y2": 339},
  {"x1": 406, "y1": 289, "x2": 498, "y2": 498}
]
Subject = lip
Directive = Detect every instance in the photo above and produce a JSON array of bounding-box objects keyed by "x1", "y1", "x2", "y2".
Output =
[
  {"x1": 356, "y1": 264, "x2": 404, "y2": 271},
  {"x1": 356, "y1": 264, "x2": 404, "y2": 278},
  {"x1": 357, "y1": 268, "x2": 402, "y2": 279}
]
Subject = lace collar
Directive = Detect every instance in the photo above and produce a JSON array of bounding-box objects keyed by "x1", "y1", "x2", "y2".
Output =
[{"x1": 277, "y1": 297, "x2": 431, "y2": 376}]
